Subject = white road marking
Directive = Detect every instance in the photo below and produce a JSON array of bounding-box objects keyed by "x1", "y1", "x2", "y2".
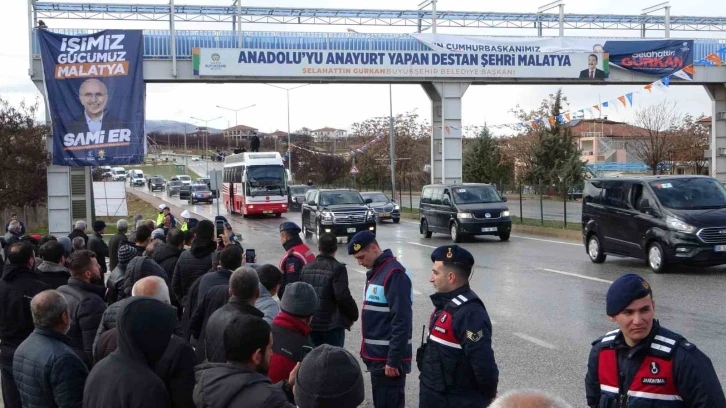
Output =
[
  {"x1": 540, "y1": 268, "x2": 613, "y2": 284},
  {"x1": 513, "y1": 332, "x2": 556, "y2": 349},
  {"x1": 407, "y1": 242, "x2": 437, "y2": 249},
  {"x1": 352, "y1": 268, "x2": 423, "y2": 295},
  {"x1": 511, "y1": 235, "x2": 581, "y2": 247}
]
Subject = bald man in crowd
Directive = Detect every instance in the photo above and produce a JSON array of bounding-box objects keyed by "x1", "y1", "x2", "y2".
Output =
[{"x1": 490, "y1": 389, "x2": 572, "y2": 408}]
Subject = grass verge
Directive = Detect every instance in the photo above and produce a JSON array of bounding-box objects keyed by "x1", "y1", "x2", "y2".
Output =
[
  {"x1": 511, "y1": 216, "x2": 580, "y2": 231},
  {"x1": 127, "y1": 163, "x2": 202, "y2": 181}
]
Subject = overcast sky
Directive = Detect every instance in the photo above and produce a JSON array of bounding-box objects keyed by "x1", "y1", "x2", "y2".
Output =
[{"x1": 1, "y1": 0, "x2": 724, "y2": 135}]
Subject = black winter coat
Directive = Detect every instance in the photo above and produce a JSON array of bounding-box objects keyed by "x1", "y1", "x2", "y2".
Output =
[
  {"x1": 67, "y1": 230, "x2": 88, "y2": 248},
  {"x1": 152, "y1": 244, "x2": 183, "y2": 283},
  {"x1": 107, "y1": 232, "x2": 127, "y2": 271},
  {"x1": 189, "y1": 285, "x2": 230, "y2": 363},
  {"x1": 87, "y1": 232, "x2": 110, "y2": 275},
  {"x1": 12, "y1": 328, "x2": 88, "y2": 408},
  {"x1": 57, "y1": 278, "x2": 107, "y2": 369},
  {"x1": 300, "y1": 254, "x2": 359, "y2": 332},
  {"x1": 204, "y1": 299, "x2": 264, "y2": 363},
  {"x1": 0, "y1": 264, "x2": 49, "y2": 347},
  {"x1": 196, "y1": 269, "x2": 233, "y2": 301},
  {"x1": 106, "y1": 263, "x2": 127, "y2": 304},
  {"x1": 193, "y1": 363, "x2": 295, "y2": 408},
  {"x1": 172, "y1": 241, "x2": 216, "y2": 306},
  {"x1": 36, "y1": 261, "x2": 71, "y2": 290}
]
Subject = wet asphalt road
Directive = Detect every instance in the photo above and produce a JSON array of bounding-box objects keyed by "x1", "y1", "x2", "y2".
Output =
[{"x1": 128, "y1": 177, "x2": 726, "y2": 407}]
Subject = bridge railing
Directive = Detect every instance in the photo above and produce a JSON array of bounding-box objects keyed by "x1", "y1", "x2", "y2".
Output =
[{"x1": 31, "y1": 29, "x2": 726, "y2": 61}]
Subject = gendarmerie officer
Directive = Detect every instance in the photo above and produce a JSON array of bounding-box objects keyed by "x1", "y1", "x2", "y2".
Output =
[
  {"x1": 585, "y1": 273, "x2": 726, "y2": 407},
  {"x1": 277, "y1": 222, "x2": 315, "y2": 300},
  {"x1": 348, "y1": 231, "x2": 412, "y2": 408},
  {"x1": 418, "y1": 245, "x2": 498, "y2": 407}
]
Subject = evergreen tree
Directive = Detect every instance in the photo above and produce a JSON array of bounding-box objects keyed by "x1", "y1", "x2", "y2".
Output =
[{"x1": 463, "y1": 126, "x2": 513, "y2": 185}]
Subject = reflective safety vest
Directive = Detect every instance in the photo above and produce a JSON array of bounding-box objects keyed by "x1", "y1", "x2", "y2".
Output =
[
  {"x1": 420, "y1": 290, "x2": 484, "y2": 393},
  {"x1": 279, "y1": 242, "x2": 315, "y2": 276},
  {"x1": 360, "y1": 257, "x2": 413, "y2": 365},
  {"x1": 598, "y1": 329, "x2": 685, "y2": 408},
  {"x1": 180, "y1": 222, "x2": 188, "y2": 232},
  {"x1": 156, "y1": 212, "x2": 165, "y2": 228}
]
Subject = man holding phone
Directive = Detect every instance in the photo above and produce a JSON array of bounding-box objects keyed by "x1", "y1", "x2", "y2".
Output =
[{"x1": 268, "y1": 282, "x2": 319, "y2": 384}]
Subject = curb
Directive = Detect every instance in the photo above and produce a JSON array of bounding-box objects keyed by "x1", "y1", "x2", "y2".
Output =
[
  {"x1": 401, "y1": 212, "x2": 581, "y2": 242},
  {"x1": 126, "y1": 188, "x2": 206, "y2": 222}
]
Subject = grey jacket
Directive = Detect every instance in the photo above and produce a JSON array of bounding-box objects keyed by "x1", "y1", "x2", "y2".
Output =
[{"x1": 254, "y1": 284, "x2": 280, "y2": 325}]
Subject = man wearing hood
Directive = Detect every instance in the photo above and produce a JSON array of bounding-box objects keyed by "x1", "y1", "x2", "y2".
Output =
[
  {"x1": 0, "y1": 242, "x2": 49, "y2": 408},
  {"x1": 57, "y1": 250, "x2": 107, "y2": 369},
  {"x1": 277, "y1": 222, "x2": 315, "y2": 300},
  {"x1": 194, "y1": 315, "x2": 296, "y2": 408},
  {"x1": 94, "y1": 277, "x2": 196, "y2": 408},
  {"x1": 106, "y1": 244, "x2": 137, "y2": 304},
  {"x1": 84, "y1": 296, "x2": 176, "y2": 408},
  {"x1": 88, "y1": 220, "x2": 110, "y2": 276},
  {"x1": 152, "y1": 228, "x2": 185, "y2": 283},
  {"x1": 173, "y1": 219, "x2": 216, "y2": 306},
  {"x1": 36, "y1": 241, "x2": 72, "y2": 290}
]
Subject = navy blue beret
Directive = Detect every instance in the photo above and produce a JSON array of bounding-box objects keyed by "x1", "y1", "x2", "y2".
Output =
[
  {"x1": 606, "y1": 273, "x2": 652, "y2": 316},
  {"x1": 430, "y1": 245, "x2": 475, "y2": 268},
  {"x1": 348, "y1": 231, "x2": 376, "y2": 255}
]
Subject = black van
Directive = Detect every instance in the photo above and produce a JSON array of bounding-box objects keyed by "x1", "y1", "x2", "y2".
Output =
[
  {"x1": 419, "y1": 183, "x2": 512, "y2": 243},
  {"x1": 583, "y1": 176, "x2": 726, "y2": 273}
]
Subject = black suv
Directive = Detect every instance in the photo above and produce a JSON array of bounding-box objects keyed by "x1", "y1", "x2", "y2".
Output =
[
  {"x1": 148, "y1": 177, "x2": 165, "y2": 192},
  {"x1": 583, "y1": 176, "x2": 726, "y2": 273},
  {"x1": 301, "y1": 189, "x2": 376, "y2": 240}
]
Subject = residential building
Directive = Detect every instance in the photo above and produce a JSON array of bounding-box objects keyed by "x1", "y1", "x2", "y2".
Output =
[
  {"x1": 224, "y1": 124, "x2": 258, "y2": 145},
  {"x1": 268, "y1": 130, "x2": 289, "y2": 138},
  {"x1": 311, "y1": 127, "x2": 347, "y2": 139}
]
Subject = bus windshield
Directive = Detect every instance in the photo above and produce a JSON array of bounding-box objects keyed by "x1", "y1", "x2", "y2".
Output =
[{"x1": 246, "y1": 165, "x2": 287, "y2": 197}]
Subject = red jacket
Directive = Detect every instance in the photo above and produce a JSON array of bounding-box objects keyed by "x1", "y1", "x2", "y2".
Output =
[{"x1": 268, "y1": 312, "x2": 312, "y2": 384}]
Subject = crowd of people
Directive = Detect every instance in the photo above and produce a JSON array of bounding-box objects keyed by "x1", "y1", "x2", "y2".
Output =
[{"x1": 0, "y1": 207, "x2": 724, "y2": 408}]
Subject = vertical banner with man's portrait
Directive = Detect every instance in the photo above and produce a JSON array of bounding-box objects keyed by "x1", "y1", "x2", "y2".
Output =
[{"x1": 38, "y1": 29, "x2": 145, "y2": 166}]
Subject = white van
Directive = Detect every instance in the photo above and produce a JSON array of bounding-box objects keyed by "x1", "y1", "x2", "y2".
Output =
[
  {"x1": 111, "y1": 167, "x2": 127, "y2": 181},
  {"x1": 129, "y1": 170, "x2": 145, "y2": 186}
]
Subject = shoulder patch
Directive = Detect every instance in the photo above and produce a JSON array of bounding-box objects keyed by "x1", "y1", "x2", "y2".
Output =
[
  {"x1": 466, "y1": 330, "x2": 484, "y2": 342},
  {"x1": 679, "y1": 339, "x2": 697, "y2": 351}
]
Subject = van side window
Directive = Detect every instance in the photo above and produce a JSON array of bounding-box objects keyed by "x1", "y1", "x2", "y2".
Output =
[
  {"x1": 431, "y1": 188, "x2": 443, "y2": 205},
  {"x1": 631, "y1": 184, "x2": 656, "y2": 212},
  {"x1": 602, "y1": 181, "x2": 630, "y2": 209},
  {"x1": 584, "y1": 181, "x2": 603, "y2": 205},
  {"x1": 421, "y1": 187, "x2": 433, "y2": 204}
]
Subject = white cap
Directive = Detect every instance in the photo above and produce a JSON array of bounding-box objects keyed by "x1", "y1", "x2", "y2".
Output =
[
  {"x1": 181, "y1": 210, "x2": 191, "y2": 218},
  {"x1": 158, "y1": 204, "x2": 168, "y2": 210}
]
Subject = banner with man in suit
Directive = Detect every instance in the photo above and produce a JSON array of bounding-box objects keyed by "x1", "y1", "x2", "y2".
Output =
[{"x1": 38, "y1": 30, "x2": 145, "y2": 166}]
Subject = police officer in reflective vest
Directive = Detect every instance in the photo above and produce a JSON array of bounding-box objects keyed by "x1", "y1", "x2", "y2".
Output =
[
  {"x1": 278, "y1": 221, "x2": 315, "y2": 300},
  {"x1": 418, "y1": 245, "x2": 498, "y2": 407},
  {"x1": 348, "y1": 231, "x2": 412, "y2": 408},
  {"x1": 585, "y1": 273, "x2": 726, "y2": 407},
  {"x1": 156, "y1": 204, "x2": 170, "y2": 228}
]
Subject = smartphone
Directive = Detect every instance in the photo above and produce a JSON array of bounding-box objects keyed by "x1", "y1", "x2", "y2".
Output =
[
  {"x1": 301, "y1": 345, "x2": 313, "y2": 360},
  {"x1": 215, "y1": 220, "x2": 225, "y2": 237},
  {"x1": 245, "y1": 249, "x2": 256, "y2": 264}
]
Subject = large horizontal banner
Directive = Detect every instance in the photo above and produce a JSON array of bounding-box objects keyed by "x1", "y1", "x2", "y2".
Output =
[
  {"x1": 411, "y1": 34, "x2": 694, "y2": 79},
  {"x1": 38, "y1": 29, "x2": 146, "y2": 166},
  {"x1": 193, "y1": 48, "x2": 607, "y2": 79}
]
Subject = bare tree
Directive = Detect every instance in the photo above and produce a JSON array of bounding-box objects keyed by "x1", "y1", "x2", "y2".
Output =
[
  {"x1": 629, "y1": 101, "x2": 681, "y2": 175},
  {"x1": 670, "y1": 114, "x2": 710, "y2": 175}
]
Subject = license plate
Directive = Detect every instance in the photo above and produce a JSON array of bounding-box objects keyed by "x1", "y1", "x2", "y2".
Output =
[
  {"x1": 380, "y1": 212, "x2": 390, "y2": 217},
  {"x1": 263, "y1": 210, "x2": 272, "y2": 214},
  {"x1": 347, "y1": 228, "x2": 356, "y2": 233},
  {"x1": 481, "y1": 227, "x2": 498, "y2": 232},
  {"x1": 715, "y1": 245, "x2": 726, "y2": 252}
]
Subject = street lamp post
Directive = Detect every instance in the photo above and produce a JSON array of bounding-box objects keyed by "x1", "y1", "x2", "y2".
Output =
[
  {"x1": 216, "y1": 104, "x2": 256, "y2": 148},
  {"x1": 263, "y1": 83, "x2": 311, "y2": 182},
  {"x1": 191, "y1": 115, "x2": 222, "y2": 175}
]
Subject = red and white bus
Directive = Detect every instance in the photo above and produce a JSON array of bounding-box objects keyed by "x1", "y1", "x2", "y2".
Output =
[{"x1": 222, "y1": 152, "x2": 290, "y2": 217}]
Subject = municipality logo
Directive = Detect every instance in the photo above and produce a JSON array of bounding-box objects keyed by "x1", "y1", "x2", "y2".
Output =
[{"x1": 205, "y1": 53, "x2": 226, "y2": 71}]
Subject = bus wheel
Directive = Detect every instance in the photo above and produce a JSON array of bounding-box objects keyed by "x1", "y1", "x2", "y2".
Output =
[{"x1": 275, "y1": 213, "x2": 282, "y2": 218}]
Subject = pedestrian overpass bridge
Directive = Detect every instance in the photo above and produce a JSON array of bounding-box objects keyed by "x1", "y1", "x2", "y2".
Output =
[{"x1": 26, "y1": 2, "x2": 726, "y2": 235}]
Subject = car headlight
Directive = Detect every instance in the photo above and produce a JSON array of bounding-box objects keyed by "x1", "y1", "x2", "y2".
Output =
[
  {"x1": 457, "y1": 212, "x2": 473, "y2": 219},
  {"x1": 394, "y1": 204, "x2": 400, "y2": 210},
  {"x1": 502, "y1": 210, "x2": 510, "y2": 217},
  {"x1": 666, "y1": 216, "x2": 696, "y2": 233},
  {"x1": 322, "y1": 211, "x2": 333, "y2": 221},
  {"x1": 292, "y1": 197, "x2": 297, "y2": 202},
  {"x1": 367, "y1": 210, "x2": 376, "y2": 218}
]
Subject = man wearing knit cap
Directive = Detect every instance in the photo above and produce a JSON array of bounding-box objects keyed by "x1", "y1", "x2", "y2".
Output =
[
  {"x1": 348, "y1": 230, "x2": 412, "y2": 408},
  {"x1": 268, "y1": 282, "x2": 318, "y2": 384},
  {"x1": 88, "y1": 221, "x2": 109, "y2": 277},
  {"x1": 295, "y1": 344, "x2": 365, "y2": 408},
  {"x1": 585, "y1": 273, "x2": 725, "y2": 407}
]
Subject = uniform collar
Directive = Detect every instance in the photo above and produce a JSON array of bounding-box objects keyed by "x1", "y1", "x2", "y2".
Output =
[
  {"x1": 430, "y1": 284, "x2": 471, "y2": 309},
  {"x1": 283, "y1": 236, "x2": 303, "y2": 251},
  {"x1": 611, "y1": 320, "x2": 661, "y2": 357}
]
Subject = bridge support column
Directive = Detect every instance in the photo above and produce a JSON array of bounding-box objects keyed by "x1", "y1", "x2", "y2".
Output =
[
  {"x1": 34, "y1": 81, "x2": 94, "y2": 236},
  {"x1": 705, "y1": 84, "x2": 726, "y2": 182},
  {"x1": 422, "y1": 82, "x2": 469, "y2": 184}
]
